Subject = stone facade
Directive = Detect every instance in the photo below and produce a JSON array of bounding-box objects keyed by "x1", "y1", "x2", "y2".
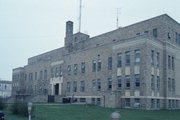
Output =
[
  {"x1": 0, "y1": 80, "x2": 12, "y2": 98},
  {"x1": 12, "y1": 14, "x2": 180, "y2": 109}
]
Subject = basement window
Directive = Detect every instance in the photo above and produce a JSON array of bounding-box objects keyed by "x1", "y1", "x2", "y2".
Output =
[
  {"x1": 136, "y1": 33, "x2": 140, "y2": 35},
  {"x1": 144, "y1": 31, "x2": 149, "y2": 34}
]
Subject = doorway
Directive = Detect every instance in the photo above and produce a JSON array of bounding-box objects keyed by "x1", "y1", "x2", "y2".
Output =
[{"x1": 54, "y1": 84, "x2": 59, "y2": 95}]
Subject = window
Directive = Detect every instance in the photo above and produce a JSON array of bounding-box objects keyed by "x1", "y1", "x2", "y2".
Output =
[
  {"x1": 156, "y1": 52, "x2": 160, "y2": 67},
  {"x1": 125, "y1": 98, "x2": 130, "y2": 107},
  {"x1": 40, "y1": 71, "x2": 43, "y2": 80},
  {"x1": 67, "y1": 65, "x2": 71, "y2": 75},
  {"x1": 92, "y1": 60, "x2": 96, "y2": 72},
  {"x1": 175, "y1": 33, "x2": 180, "y2": 45},
  {"x1": 168, "y1": 100, "x2": 171, "y2": 108},
  {"x1": 29, "y1": 73, "x2": 33, "y2": 81},
  {"x1": 134, "y1": 98, "x2": 140, "y2": 104},
  {"x1": 97, "y1": 98, "x2": 101, "y2": 106},
  {"x1": 125, "y1": 75, "x2": 130, "y2": 89},
  {"x1": 172, "y1": 79, "x2": 175, "y2": 92},
  {"x1": 107, "y1": 78, "x2": 112, "y2": 90},
  {"x1": 151, "y1": 75, "x2": 155, "y2": 91},
  {"x1": 80, "y1": 98, "x2": 86, "y2": 103},
  {"x1": 178, "y1": 34, "x2": 180, "y2": 44},
  {"x1": 176, "y1": 33, "x2": 178, "y2": 44},
  {"x1": 31, "y1": 73, "x2": 33, "y2": 80},
  {"x1": 172, "y1": 57, "x2": 175, "y2": 70},
  {"x1": 74, "y1": 64, "x2": 78, "y2": 75},
  {"x1": 92, "y1": 80, "x2": 96, "y2": 91},
  {"x1": 73, "y1": 81, "x2": 77, "y2": 92},
  {"x1": 92, "y1": 98, "x2": 96, "y2": 105},
  {"x1": 125, "y1": 51, "x2": 130, "y2": 66},
  {"x1": 134, "y1": 50, "x2": 140, "y2": 65},
  {"x1": 29, "y1": 73, "x2": 31, "y2": 80},
  {"x1": 59, "y1": 66, "x2": 62, "y2": 76},
  {"x1": 157, "y1": 99, "x2": 160, "y2": 109},
  {"x1": 97, "y1": 79, "x2": 101, "y2": 91},
  {"x1": 51, "y1": 68, "x2": 54, "y2": 78},
  {"x1": 151, "y1": 50, "x2": 154, "y2": 66},
  {"x1": 172, "y1": 100, "x2": 175, "y2": 108},
  {"x1": 144, "y1": 31, "x2": 149, "y2": 34},
  {"x1": 25, "y1": 74, "x2": 27, "y2": 80},
  {"x1": 168, "y1": 55, "x2": 171, "y2": 69},
  {"x1": 136, "y1": 33, "x2": 140, "y2": 35},
  {"x1": 108, "y1": 57, "x2": 113, "y2": 70},
  {"x1": 135, "y1": 74, "x2": 140, "y2": 88},
  {"x1": 157, "y1": 76, "x2": 160, "y2": 91},
  {"x1": 81, "y1": 62, "x2": 85, "y2": 73},
  {"x1": 168, "y1": 78, "x2": 171, "y2": 91},
  {"x1": 168, "y1": 33, "x2": 171, "y2": 39},
  {"x1": 151, "y1": 99, "x2": 155, "y2": 108},
  {"x1": 80, "y1": 81, "x2": 85, "y2": 92},
  {"x1": 134, "y1": 98, "x2": 140, "y2": 108},
  {"x1": 97, "y1": 59, "x2": 102, "y2": 71},
  {"x1": 153, "y1": 28, "x2": 158, "y2": 38},
  {"x1": 55, "y1": 67, "x2": 58, "y2": 77},
  {"x1": 117, "y1": 53, "x2": 122, "y2": 67},
  {"x1": 66, "y1": 82, "x2": 71, "y2": 92},
  {"x1": 176, "y1": 100, "x2": 179, "y2": 108},
  {"x1": 117, "y1": 76, "x2": 122, "y2": 90},
  {"x1": 92, "y1": 79, "x2": 101, "y2": 91},
  {"x1": 44, "y1": 70, "x2": 47, "y2": 80},
  {"x1": 74, "y1": 37, "x2": 77, "y2": 42},
  {"x1": 35, "y1": 72, "x2": 37, "y2": 80}
]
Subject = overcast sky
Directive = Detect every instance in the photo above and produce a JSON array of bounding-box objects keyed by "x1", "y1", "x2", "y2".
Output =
[{"x1": 0, "y1": 0, "x2": 180, "y2": 81}]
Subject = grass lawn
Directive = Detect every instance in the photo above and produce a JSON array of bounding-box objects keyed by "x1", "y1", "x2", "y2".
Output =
[{"x1": 2, "y1": 104, "x2": 180, "y2": 120}]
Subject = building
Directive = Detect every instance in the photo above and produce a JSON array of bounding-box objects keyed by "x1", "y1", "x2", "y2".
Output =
[
  {"x1": 0, "y1": 80, "x2": 12, "y2": 98},
  {"x1": 12, "y1": 14, "x2": 180, "y2": 109}
]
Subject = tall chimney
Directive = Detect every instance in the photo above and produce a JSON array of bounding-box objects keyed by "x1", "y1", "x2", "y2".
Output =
[
  {"x1": 65, "y1": 21, "x2": 73, "y2": 39},
  {"x1": 65, "y1": 21, "x2": 73, "y2": 51}
]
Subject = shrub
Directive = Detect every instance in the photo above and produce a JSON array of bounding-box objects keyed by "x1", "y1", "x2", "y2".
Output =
[
  {"x1": 18, "y1": 101, "x2": 29, "y2": 116},
  {"x1": 10, "y1": 100, "x2": 21, "y2": 114},
  {"x1": 0, "y1": 98, "x2": 6, "y2": 110},
  {"x1": 10, "y1": 100, "x2": 34, "y2": 116}
]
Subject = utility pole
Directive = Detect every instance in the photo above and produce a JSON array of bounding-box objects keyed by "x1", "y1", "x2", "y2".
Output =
[{"x1": 79, "y1": 0, "x2": 82, "y2": 32}]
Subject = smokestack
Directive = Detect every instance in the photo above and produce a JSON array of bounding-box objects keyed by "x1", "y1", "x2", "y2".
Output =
[
  {"x1": 65, "y1": 21, "x2": 73, "y2": 52},
  {"x1": 66, "y1": 21, "x2": 73, "y2": 39}
]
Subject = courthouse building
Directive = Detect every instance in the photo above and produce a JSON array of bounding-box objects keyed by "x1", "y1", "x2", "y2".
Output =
[{"x1": 12, "y1": 14, "x2": 180, "y2": 109}]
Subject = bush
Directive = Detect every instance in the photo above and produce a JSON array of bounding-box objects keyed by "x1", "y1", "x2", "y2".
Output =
[
  {"x1": 10, "y1": 100, "x2": 21, "y2": 115},
  {"x1": 18, "y1": 101, "x2": 29, "y2": 116},
  {"x1": 10, "y1": 100, "x2": 34, "y2": 117},
  {"x1": 0, "y1": 98, "x2": 6, "y2": 110}
]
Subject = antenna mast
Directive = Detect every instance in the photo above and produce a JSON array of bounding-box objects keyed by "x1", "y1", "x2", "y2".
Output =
[
  {"x1": 79, "y1": 0, "x2": 82, "y2": 32},
  {"x1": 116, "y1": 8, "x2": 120, "y2": 29}
]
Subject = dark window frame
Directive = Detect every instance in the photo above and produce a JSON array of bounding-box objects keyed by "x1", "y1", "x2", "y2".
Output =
[
  {"x1": 117, "y1": 53, "x2": 122, "y2": 67},
  {"x1": 108, "y1": 57, "x2": 113, "y2": 70},
  {"x1": 125, "y1": 51, "x2": 130, "y2": 66}
]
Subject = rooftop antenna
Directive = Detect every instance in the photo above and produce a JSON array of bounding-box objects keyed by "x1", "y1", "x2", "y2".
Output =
[
  {"x1": 116, "y1": 8, "x2": 121, "y2": 29},
  {"x1": 78, "y1": 0, "x2": 83, "y2": 32}
]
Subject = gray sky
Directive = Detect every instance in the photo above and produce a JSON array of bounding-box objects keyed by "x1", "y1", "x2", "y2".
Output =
[{"x1": 0, "y1": 0, "x2": 180, "y2": 81}]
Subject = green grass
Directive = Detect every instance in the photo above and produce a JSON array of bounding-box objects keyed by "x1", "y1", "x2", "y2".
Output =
[{"x1": 2, "y1": 104, "x2": 180, "y2": 120}]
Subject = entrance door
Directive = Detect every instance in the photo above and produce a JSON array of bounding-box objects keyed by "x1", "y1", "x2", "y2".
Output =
[
  {"x1": 48, "y1": 95, "x2": 55, "y2": 103},
  {"x1": 54, "y1": 84, "x2": 59, "y2": 95}
]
